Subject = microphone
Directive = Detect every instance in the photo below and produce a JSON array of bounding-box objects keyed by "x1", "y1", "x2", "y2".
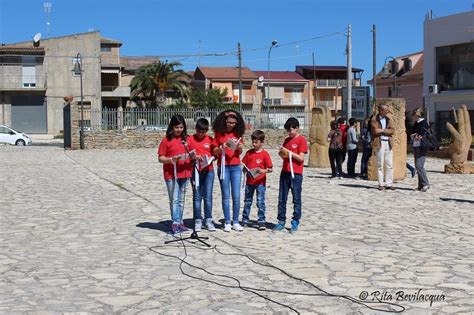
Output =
[{"x1": 181, "y1": 140, "x2": 188, "y2": 147}]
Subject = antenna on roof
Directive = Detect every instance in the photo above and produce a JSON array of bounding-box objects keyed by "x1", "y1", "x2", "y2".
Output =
[{"x1": 44, "y1": 2, "x2": 52, "y2": 37}]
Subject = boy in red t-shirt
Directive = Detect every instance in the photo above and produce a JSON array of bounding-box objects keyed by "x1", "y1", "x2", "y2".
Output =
[
  {"x1": 273, "y1": 117, "x2": 307, "y2": 234},
  {"x1": 187, "y1": 118, "x2": 216, "y2": 232},
  {"x1": 241, "y1": 130, "x2": 273, "y2": 230}
]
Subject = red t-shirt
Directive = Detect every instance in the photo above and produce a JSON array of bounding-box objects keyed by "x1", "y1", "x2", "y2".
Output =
[
  {"x1": 187, "y1": 134, "x2": 215, "y2": 171},
  {"x1": 339, "y1": 124, "x2": 349, "y2": 146},
  {"x1": 281, "y1": 135, "x2": 307, "y2": 175},
  {"x1": 157, "y1": 136, "x2": 192, "y2": 180},
  {"x1": 213, "y1": 131, "x2": 243, "y2": 166},
  {"x1": 242, "y1": 149, "x2": 273, "y2": 186}
]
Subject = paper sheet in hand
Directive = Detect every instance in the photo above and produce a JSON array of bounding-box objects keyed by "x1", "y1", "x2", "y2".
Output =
[
  {"x1": 226, "y1": 138, "x2": 239, "y2": 151},
  {"x1": 199, "y1": 155, "x2": 214, "y2": 169},
  {"x1": 242, "y1": 163, "x2": 260, "y2": 179}
]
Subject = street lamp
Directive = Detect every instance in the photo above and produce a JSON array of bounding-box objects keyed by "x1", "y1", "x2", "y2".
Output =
[
  {"x1": 382, "y1": 56, "x2": 397, "y2": 97},
  {"x1": 72, "y1": 53, "x2": 84, "y2": 149},
  {"x1": 266, "y1": 40, "x2": 278, "y2": 107}
]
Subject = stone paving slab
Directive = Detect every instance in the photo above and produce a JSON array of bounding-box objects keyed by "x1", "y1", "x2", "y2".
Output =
[{"x1": 0, "y1": 145, "x2": 473, "y2": 314}]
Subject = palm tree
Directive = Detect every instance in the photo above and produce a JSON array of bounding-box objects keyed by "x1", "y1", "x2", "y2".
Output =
[{"x1": 130, "y1": 61, "x2": 191, "y2": 107}]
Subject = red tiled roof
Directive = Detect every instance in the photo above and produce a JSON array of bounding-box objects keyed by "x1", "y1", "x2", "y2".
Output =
[
  {"x1": 0, "y1": 46, "x2": 45, "y2": 55},
  {"x1": 369, "y1": 52, "x2": 423, "y2": 84},
  {"x1": 253, "y1": 71, "x2": 308, "y2": 81},
  {"x1": 197, "y1": 67, "x2": 257, "y2": 80}
]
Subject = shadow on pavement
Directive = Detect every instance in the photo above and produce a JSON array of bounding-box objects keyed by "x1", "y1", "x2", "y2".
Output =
[
  {"x1": 440, "y1": 197, "x2": 474, "y2": 204},
  {"x1": 338, "y1": 183, "x2": 414, "y2": 191}
]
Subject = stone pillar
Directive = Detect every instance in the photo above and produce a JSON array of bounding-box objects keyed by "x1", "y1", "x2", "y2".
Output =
[
  {"x1": 308, "y1": 106, "x2": 331, "y2": 168},
  {"x1": 117, "y1": 106, "x2": 124, "y2": 131},
  {"x1": 368, "y1": 98, "x2": 407, "y2": 181},
  {"x1": 70, "y1": 103, "x2": 81, "y2": 150}
]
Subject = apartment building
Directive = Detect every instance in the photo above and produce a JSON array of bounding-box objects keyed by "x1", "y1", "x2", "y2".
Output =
[
  {"x1": 296, "y1": 65, "x2": 363, "y2": 113},
  {"x1": 0, "y1": 31, "x2": 137, "y2": 134},
  {"x1": 423, "y1": 10, "x2": 474, "y2": 139},
  {"x1": 369, "y1": 51, "x2": 424, "y2": 113},
  {"x1": 192, "y1": 67, "x2": 258, "y2": 110}
]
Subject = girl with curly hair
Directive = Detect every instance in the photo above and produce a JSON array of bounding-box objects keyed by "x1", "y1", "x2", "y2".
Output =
[
  {"x1": 158, "y1": 114, "x2": 192, "y2": 235},
  {"x1": 212, "y1": 110, "x2": 245, "y2": 232}
]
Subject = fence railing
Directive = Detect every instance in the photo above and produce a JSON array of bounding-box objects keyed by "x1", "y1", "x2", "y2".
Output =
[{"x1": 83, "y1": 107, "x2": 312, "y2": 131}]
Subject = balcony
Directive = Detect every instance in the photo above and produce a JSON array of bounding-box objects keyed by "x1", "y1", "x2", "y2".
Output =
[
  {"x1": 0, "y1": 74, "x2": 47, "y2": 90},
  {"x1": 264, "y1": 98, "x2": 308, "y2": 106},
  {"x1": 101, "y1": 86, "x2": 131, "y2": 97},
  {"x1": 224, "y1": 94, "x2": 256, "y2": 104},
  {"x1": 315, "y1": 79, "x2": 360, "y2": 88},
  {"x1": 315, "y1": 100, "x2": 337, "y2": 109}
]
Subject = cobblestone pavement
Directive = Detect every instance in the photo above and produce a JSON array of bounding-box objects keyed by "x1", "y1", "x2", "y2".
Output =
[{"x1": 1, "y1": 145, "x2": 473, "y2": 314}]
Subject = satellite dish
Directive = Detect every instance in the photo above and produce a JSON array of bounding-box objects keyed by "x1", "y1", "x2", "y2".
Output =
[
  {"x1": 33, "y1": 33, "x2": 42, "y2": 47},
  {"x1": 258, "y1": 76, "x2": 264, "y2": 82}
]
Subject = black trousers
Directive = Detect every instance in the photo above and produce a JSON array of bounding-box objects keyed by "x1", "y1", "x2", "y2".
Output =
[
  {"x1": 329, "y1": 148, "x2": 343, "y2": 177},
  {"x1": 347, "y1": 148, "x2": 358, "y2": 176}
]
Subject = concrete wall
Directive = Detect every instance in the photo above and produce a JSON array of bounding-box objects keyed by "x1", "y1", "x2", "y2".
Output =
[{"x1": 423, "y1": 10, "x2": 474, "y2": 128}]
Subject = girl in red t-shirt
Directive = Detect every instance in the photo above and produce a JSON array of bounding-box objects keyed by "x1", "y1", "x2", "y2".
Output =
[
  {"x1": 212, "y1": 110, "x2": 245, "y2": 232},
  {"x1": 158, "y1": 114, "x2": 192, "y2": 235}
]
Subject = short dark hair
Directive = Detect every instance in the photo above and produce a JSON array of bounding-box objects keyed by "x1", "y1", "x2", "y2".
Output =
[
  {"x1": 195, "y1": 118, "x2": 209, "y2": 131},
  {"x1": 284, "y1": 117, "x2": 299, "y2": 130},
  {"x1": 330, "y1": 120, "x2": 338, "y2": 130},
  {"x1": 251, "y1": 130, "x2": 265, "y2": 142},
  {"x1": 349, "y1": 118, "x2": 357, "y2": 126},
  {"x1": 337, "y1": 117, "x2": 346, "y2": 125}
]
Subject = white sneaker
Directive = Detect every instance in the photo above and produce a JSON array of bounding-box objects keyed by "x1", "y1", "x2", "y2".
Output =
[
  {"x1": 232, "y1": 223, "x2": 243, "y2": 232},
  {"x1": 206, "y1": 219, "x2": 216, "y2": 232},
  {"x1": 224, "y1": 223, "x2": 232, "y2": 232},
  {"x1": 194, "y1": 219, "x2": 202, "y2": 232}
]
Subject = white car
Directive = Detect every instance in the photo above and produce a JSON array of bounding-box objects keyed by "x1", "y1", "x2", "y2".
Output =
[{"x1": 0, "y1": 125, "x2": 32, "y2": 146}]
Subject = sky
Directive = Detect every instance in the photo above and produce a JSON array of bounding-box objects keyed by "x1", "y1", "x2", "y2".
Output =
[{"x1": 1, "y1": 0, "x2": 473, "y2": 84}]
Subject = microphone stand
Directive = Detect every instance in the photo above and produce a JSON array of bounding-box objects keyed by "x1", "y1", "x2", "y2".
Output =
[{"x1": 165, "y1": 140, "x2": 211, "y2": 247}]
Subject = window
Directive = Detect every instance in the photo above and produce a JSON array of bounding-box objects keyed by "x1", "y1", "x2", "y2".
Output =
[
  {"x1": 391, "y1": 61, "x2": 399, "y2": 75},
  {"x1": 436, "y1": 42, "x2": 474, "y2": 91},
  {"x1": 22, "y1": 56, "x2": 36, "y2": 88},
  {"x1": 403, "y1": 59, "x2": 412, "y2": 72},
  {"x1": 100, "y1": 46, "x2": 112, "y2": 52}
]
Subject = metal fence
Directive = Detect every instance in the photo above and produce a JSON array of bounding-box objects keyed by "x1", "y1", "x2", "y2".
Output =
[{"x1": 84, "y1": 107, "x2": 312, "y2": 131}]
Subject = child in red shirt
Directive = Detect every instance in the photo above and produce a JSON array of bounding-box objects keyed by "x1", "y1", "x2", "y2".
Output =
[
  {"x1": 273, "y1": 117, "x2": 307, "y2": 234},
  {"x1": 158, "y1": 114, "x2": 192, "y2": 236},
  {"x1": 212, "y1": 110, "x2": 245, "y2": 232},
  {"x1": 241, "y1": 130, "x2": 273, "y2": 230},
  {"x1": 186, "y1": 118, "x2": 216, "y2": 232}
]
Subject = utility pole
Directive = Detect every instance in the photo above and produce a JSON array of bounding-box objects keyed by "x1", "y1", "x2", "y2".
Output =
[
  {"x1": 238, "y1": 42, "x2": 242, "y2": 113},
  {"x1": 372, "y1": 24, "x2": 377, "y2": 105},
  {"x1": 346, "y1": 24, "x2": 352, "y2": 119}
]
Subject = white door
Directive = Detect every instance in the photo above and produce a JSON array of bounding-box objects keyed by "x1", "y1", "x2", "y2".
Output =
[{"x1": 292, "y1": 88, "x2": 302, "y2": 105}]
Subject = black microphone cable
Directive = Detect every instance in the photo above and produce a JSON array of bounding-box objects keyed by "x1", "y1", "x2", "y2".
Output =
[{"x1": 150, "y1": 239, "x2": 406, "y2": 314}]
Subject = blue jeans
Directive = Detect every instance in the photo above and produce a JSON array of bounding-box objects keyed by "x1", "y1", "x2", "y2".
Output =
[
  {"x1": 165, "y1": 178, "x2": 189, "y2": 224},
  {"x1": 277, "y1": 172, "x2": 303, "y2": 223},
  {"x1": 193, "y1": 170, "x2": 214, "y2": 220},
  {"x1": 242, "y1": 184, "x2": 266, "y2": 223},
  {"x1": 218, "y1": 164, "x2": 241, "y2": 224}
]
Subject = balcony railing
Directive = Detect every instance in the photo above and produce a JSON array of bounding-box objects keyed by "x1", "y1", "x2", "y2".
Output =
[
  {"x1": 101, "y1": 86, "x2": 131, "y2": 97},
  {"x1": 315, "y1": 100, "x2": 336, "y2": 108},
  {"x1": 315, "y1": 79, "x2": 359, "y2": 88},
  {"x1": 0, "y1": 74, "x2": 47, "y2": 90},
  {"x1": 264, "y1": 98, "x2": 307, "y2": 106}
]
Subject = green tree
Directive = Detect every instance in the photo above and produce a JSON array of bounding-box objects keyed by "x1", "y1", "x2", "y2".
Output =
[
  {"x1": 129, "y1": 61, "x2": 191, "y2": 107},
  {"x1": 189, "y1": 87, "x2": 237, "y2": 110}
]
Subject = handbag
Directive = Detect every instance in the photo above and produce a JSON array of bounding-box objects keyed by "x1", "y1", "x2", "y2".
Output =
[{"x1": 420, "y1": 128, "x2": 439, "y2": 151}]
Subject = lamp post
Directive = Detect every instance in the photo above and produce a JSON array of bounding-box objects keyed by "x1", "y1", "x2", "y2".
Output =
[
  {"x1": 72, "y1": 53, "x2": 84, "y2": 149},
  {"x1": 382, "y1": 56, "x2": 397, "y2": 97},
  {"x1": 266, "y1": 40, "x2": 278, "y2": 107}
]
